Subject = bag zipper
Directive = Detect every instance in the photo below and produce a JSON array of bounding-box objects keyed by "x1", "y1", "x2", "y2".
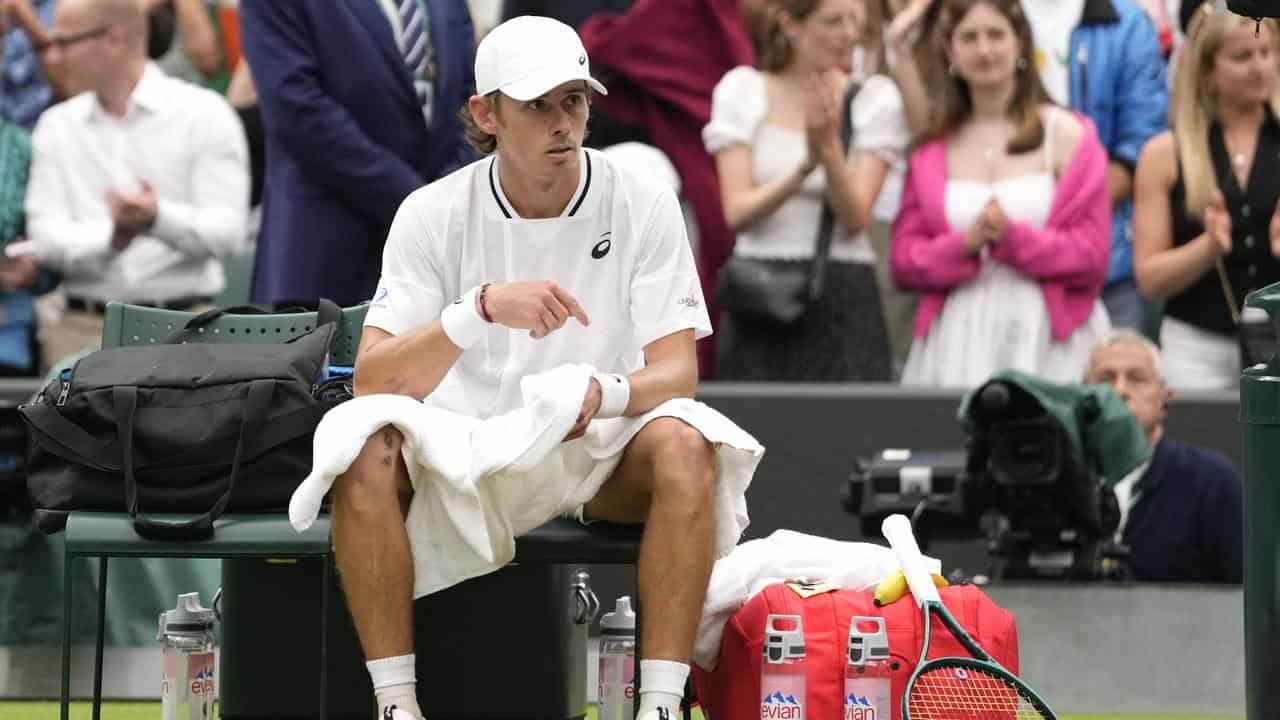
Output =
[{"x1": 56, "y1": 369, "x2": 71, "y2": 407}]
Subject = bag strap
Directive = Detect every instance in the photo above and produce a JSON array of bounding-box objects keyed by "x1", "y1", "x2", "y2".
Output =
[
  {"x1": 21, "y1": 399, "x2": 120, "y2": 470},
  {"x1": 806, "y1": 80, "x2": 860, "y2": 303},
  {"x1": 120, "y1": 380, "x2": 275, "y2": 542},
  {"x1": 161, "y1": 299, "x2": 342, "y2": 345}
]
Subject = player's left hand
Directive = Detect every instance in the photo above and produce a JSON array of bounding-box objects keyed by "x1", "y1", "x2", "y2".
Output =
[{"x1": 563, "y1": 376, "x2": 602, "y2": 442}]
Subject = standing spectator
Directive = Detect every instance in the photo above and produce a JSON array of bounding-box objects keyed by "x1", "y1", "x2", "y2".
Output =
[
  {"x1": 241, "y1": 0, "x2": 477, "y2": 308},
  {"x1": 892, "y1": 0, "x2": 1112, "y2": 388},
  {"x1": 890, "y1": 0, "x2": 1167, "y2": 332},
  {"x1": 1133, "y1": 11, "x2": 1280, "y2": 390},
  {"x1": 1, "y1": 0, "x2": 66, "y2": 128},
  {"x1": 22, "y1": 0, "x2": 248, "y2": 367},
  {"x1": 704, "y1": 0, "x2": 901, "y2": 380},
  {"x1": 579, "y1": 0, "x2": 757, "y2": 377}
]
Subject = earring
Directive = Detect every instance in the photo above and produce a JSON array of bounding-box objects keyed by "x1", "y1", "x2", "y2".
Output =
[{"x1": 1016, "y1": 57, "x2": 1028, "y2": 71}]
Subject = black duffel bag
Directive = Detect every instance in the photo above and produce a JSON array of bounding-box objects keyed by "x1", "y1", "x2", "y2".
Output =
[{"x1": 19, "y1": 302, "x2": 342, "y2": 540}]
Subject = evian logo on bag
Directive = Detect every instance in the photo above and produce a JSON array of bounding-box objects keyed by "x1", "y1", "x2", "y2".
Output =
[
  {"x1": 844, "y1": 694, "x2": 876, "y2": 720},
  {"x1": 761, "y1": 691, "x2": 802, "y2": 719}
]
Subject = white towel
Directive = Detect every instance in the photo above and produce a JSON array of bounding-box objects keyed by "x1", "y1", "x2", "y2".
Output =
[
  {"x1": 290, "y1": 363, "x2": 765, "y2": 598},
  {"x1": 692, "y1": 529, "x2": 942, "y2": 671}
]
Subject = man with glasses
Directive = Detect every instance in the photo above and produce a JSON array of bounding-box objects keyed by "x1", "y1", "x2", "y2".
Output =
[
  {"x1": 1084, "y1": 330, "x2": 1244, "y2": 583},
  {"x1": 19, "y1": 0, "x2": 248, "y2": 367}
]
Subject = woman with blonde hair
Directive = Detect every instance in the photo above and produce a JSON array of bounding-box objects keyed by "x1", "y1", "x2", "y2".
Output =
[
  {"x1": 891, "y1": 0, "x2": 1112, "y2": 387},
  {"x1": 704, "y1": 0, "x2": 905, "y2": 381},
  {"x1": 1133, "y1": 6, "x2": 1280, "y2": 389}
]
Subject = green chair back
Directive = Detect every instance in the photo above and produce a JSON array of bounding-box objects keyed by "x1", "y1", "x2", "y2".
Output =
[{"x1": 100, "y1": 302, "x2": 369, "y2": 366}]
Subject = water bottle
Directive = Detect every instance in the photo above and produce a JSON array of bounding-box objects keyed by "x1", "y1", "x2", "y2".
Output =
[
  {"x1": 760, "y1": 614, "x2": 805, "y2": 719},
  {"x1": 158, "y1": 592, "x2": 218, "y2": 720},
  {"x1": 598, "y1": 596, "x2": 636, "y2": 720},
  {"x1": 845, "y1": 616, "x2": 891, "y2": 720}
]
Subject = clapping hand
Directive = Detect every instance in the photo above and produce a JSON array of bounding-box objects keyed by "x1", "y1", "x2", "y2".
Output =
[
  {"x1": 886, "y1": 0, "x2": 936, "y2": 50},
  {"x1": 1269, "y1": 200, "x2": 1280, "y2": 258},
  {"x1": 965, "y1": 198, "x2": 1008, "y2": 253},
  {"x1": 803, "y1": 72, "x2": 842, "y2": 168},
  {"x1": 1206, "y1": 189, "x2": 1232, "y2": 256},
  {"x1": 107, "y1": 182, "x2": 158, "y2": 251}
]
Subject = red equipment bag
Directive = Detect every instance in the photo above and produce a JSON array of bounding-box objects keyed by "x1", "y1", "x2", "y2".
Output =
[{"x1": 693, "y1": 582, "x2": 1020, "y2": 720}]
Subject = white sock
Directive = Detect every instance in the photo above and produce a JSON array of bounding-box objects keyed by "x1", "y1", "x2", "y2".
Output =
[
  {"x1": 367, "y1": 654, "x2": 422, "y2": 719},
  {"x1": 638, "y1": 659, "x2": 688, "y2": 716}
]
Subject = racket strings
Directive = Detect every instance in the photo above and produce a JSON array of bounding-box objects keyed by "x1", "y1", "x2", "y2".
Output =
[{"x1": 908, "y1": 665, "x2": 1050, "y2": 719}]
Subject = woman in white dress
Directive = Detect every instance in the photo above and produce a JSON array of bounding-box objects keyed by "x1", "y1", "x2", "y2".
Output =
[
  {"x1": 704, "y1": 0, "x2": 909, "y2": 381},
  {"x1": 891, "y1": 0, "x2": 1113, "y2": 389}
]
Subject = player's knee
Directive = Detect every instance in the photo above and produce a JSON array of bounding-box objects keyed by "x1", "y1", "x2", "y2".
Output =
[
  {"x1": 334, "y1": 425, "x2": 407, "y2": 514},
  {"x1": 649, "y1": 419, "x2": 715, "y2": 505}
]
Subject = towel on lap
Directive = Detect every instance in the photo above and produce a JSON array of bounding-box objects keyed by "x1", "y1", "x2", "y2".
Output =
[{"x1": 290, "y1": 363, "x2": 765, "y2": 597}]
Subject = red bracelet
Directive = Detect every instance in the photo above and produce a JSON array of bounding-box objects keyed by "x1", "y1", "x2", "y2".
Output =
[{"x1": 477, "y1": 283, "x2": 494, "y2": 323}]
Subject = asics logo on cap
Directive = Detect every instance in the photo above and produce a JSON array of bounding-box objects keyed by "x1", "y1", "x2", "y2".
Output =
[{"x1": 592, "y1": 232, "x2": 612, "y2": 259}]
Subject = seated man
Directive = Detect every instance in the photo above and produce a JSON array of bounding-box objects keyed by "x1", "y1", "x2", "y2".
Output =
[
  {"x1": 340, "y1": 16, "x2": 760, "y2": 720},
  {"x1": 1084, "y1": 329, "x2": 1243, "y2": 583},
  {"x1": 21, "y1": 0, "x2": 248, "y2": 367}
]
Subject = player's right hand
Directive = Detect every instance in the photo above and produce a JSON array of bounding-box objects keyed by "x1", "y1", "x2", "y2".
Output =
[{"x1": 484, "y1": 281, "x2": 590, "y2": 339}]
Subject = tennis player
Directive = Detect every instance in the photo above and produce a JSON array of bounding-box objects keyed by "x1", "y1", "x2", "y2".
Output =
[{"x1": 336, "y1": 16, "x2": 761, "y2": 720}]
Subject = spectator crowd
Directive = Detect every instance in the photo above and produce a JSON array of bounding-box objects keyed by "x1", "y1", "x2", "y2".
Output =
[{"x1": 0, "y1": 0, "x2": 1268, "y2": 396}]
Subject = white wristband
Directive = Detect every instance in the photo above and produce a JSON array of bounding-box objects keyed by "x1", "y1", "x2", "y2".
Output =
[
  {"x1": 440, "y1": 286, "x2": 487, "y2": 350},
  {"x1": 593, "y1": 372, "x2": 631, "y2": 419}
]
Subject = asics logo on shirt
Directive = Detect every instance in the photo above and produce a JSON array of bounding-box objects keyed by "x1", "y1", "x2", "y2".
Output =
[{"x1": 592, "y1": 232, "x2": 612, "y2": 259}]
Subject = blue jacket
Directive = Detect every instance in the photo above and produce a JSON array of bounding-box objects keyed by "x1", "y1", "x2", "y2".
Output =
[
  {"x1": 241, "y1": 0, "x2": 477, "y2": 306},
  {"x1": 1124, "y1": 437, "x2": 1243, "y2": 584},
  {"x1": 1068, "y1": 0, "x2": 1168, "y2": 284}
]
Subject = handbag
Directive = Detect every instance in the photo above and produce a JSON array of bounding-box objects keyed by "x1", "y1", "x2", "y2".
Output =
[
  {"x1": 20, "y1": 301, "x2": 343, "y2": 540},
  {"x1": 1216, "y1": 257, "x2": 1278, "y2": 368},
  {"x1": 716, "y1": 81, "x2": 859, "y2": 327}
]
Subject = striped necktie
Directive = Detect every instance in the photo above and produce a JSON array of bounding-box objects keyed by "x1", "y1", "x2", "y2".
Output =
[{"x1": 397, "y1": 0, "x2": 435, "y2": 125}]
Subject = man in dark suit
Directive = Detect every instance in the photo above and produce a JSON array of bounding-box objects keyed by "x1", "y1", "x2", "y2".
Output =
[{"x1": 240, "y1": 0, "x2": 476, "y2": 307}]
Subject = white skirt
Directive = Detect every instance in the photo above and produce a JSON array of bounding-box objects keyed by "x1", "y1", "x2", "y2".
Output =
[
  {"x1": 901, "y1": 262, "x2": 1111, "y2": 389},
  {"x1": 1159, "y1": 315, "x2": 1239, "y2": 390}
]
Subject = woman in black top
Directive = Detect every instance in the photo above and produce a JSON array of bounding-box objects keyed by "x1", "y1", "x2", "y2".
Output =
[{"x1": 1133, "y1": 5, "x2": 1280, "y2": 389}]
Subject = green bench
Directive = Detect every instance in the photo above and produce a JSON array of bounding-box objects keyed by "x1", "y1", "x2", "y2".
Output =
[{"x1": 58, "y1": 301, "x2": 646, "y2": 720}]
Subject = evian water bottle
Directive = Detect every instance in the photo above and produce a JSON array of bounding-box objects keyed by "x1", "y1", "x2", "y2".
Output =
[
  {"x1": 158, "y1": 592, "x2": 217, "y2": 720},
  {"x1": 845, "y1": 616, "x2": 891, "y2": 720},
  {"x1": 598, "y1": 596, "x2": 636, "y2": 720},
  {"x1": 760, "y1": 614, "x2": 805, "y2": 720}
]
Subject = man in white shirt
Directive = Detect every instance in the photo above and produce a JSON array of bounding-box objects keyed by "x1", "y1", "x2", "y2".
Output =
[
  {"x1": 343, "y1": 16, "x2": 760, "y2": 720},
  {"x1": 22, "y1": 0, "x2": 248, "y2": 367}
]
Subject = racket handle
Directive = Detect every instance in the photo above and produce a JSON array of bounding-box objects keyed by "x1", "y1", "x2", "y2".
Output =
[{"x1": 881, "y1": 514, "x2": 942, "y2": 606}]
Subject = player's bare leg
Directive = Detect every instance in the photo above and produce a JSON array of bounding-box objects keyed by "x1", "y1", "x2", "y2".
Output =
[{"x1": 584, "y1": 417, "x2": 718, "y2": 717}]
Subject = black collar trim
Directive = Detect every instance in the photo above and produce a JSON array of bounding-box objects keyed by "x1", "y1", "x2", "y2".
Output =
[
  {"x1": 567, "y1": 152, "x2": 592, "y2": 217},
  {"x1": 488, "y1": 152, "x2": 593, "y2": 219},
  {"x1": 489, "y1": 158, "x2": 512, "y2": 219}
]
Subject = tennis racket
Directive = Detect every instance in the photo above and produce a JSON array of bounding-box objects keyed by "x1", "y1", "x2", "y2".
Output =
[{"x1": 881, "y1": 514, "x2": 1058, "y2": 720}]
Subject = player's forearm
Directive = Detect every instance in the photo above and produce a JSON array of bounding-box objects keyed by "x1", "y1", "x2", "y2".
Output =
[
  {"x1": 621, "y1": 354, "x2": 698, "y2": 417},
  {"x1": 352, "y1": 321, "x2": 463, "y2": 399}
]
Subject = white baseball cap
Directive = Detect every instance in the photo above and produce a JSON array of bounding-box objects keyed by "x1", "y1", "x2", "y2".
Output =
[{"x1": 474, "y1": 16, "x2": 608, "y2": 102}]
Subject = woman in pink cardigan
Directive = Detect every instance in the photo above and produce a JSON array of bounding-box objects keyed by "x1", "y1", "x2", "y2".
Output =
[{"x1": 890, "y1": 0, "x2": 1112, "y2": 388}]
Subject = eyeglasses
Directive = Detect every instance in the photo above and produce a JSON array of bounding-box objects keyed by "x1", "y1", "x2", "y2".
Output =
[{"x1": 39, "y1": 25, "x2": 111, "y2": 52}]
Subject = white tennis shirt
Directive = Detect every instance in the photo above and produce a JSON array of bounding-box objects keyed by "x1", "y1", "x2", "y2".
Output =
[{"x1": 364, "y1": 148, "x2": 712, "y2": 418}]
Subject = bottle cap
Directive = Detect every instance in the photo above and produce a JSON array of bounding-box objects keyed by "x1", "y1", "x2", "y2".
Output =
[
  {"x1": 157, "y1": 592, "x2": 216, "y2": 642},
  {"x1": 600, "y1": 596, "x2": 636, "y2": 635}
]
